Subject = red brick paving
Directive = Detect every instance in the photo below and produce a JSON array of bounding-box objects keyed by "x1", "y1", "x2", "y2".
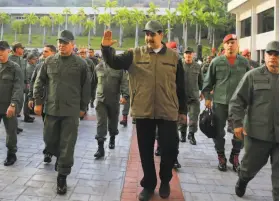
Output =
[{"x1": 121, "y1": 126, "x2": 185, "y2": 201}]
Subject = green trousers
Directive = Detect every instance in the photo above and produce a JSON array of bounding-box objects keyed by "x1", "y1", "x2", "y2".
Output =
[
  {"x1": 213, "y1": 103, "x2": 243, "y2": 152},
  {"x1": 0, "y1": 115, "x2": 17, "y2": 154},
  {"x1": 95, "y1": 101, "x2": 119, "y2": 141},
  {"x1": 179, "y1": 100, "x2": 200, "y2": 134},
  {"x1": 43, "y1": 115, "x2": 79, "y2": 176},
  {"x1": 239, "y1": 136, "x2": 279, "y2": 201}
]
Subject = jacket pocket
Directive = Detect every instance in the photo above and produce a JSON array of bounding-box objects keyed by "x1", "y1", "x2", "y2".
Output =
[{"x1": 130, "y1": 89, "x2": 137, "y2": 107}]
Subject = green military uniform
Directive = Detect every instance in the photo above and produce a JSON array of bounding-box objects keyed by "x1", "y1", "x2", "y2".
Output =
[
  {"x1": 23, "y1": 59, "x2": 36, "y2": 118},
  {"x1": 94, "y1": 61, "x2": 129, "y2": 141},
  {"x1": 249, "y1": 59, "x2": 259, "y2": 69},
  {"x1": 180, "y1": 59, "x2": 203, "y2": 135},
  {"x1": 122, "y1": 71, "x2": 130, "y2": 116},
  {"x1": 229, "y1": 41, "x2": 279, "y2": 201},
  {"x1": 202, "y1": 53, "x2": 250, "y2": 170},
  {"x1": 201, "y1": 61, "x2": 210, "y2": 78},
  {"x1": 0, "y1": 56, "x2": 23, "y2": 156},
  {"x1": 33, "y1": 52, "x2": 91, "y2": 175},
  {"x1": 84, "y1": 57, "x2": 96, "y2": 103}
]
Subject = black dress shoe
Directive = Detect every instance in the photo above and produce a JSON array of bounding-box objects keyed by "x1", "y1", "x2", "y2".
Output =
[
  {"x1": 24, "y1": 116, "x2": 34, "y2": 123},
  {"x1": 159, "y1": 182, "x2": 170, "y2": 199},
  {"x1": 188, "y1": 132, "x2": 197, "y2": 145},
  {"x1": 17, "y1": 127, "x2": 23, "y2": 132},
  {"x1": 57, "y1": 174, "x2": 67, "y2": 195},
  {"x1": 138, "y1": 188, "x2": 154, "y2": 201},
  {"x1": 4, "y1": 153, "x2": 17, "y2": 166},
  {"x1": 94, "y1": 142, "x2": 105, "y2": 159},
  {"x1": 173, "y1": 159, "x2": 181, "y2": 169},
  {"x1": 44, "y1": 153, "x2": 52, "y2": 163},
  {"x1": 180, "y1": 132, "x2": 186, "y2": 142},
  {"x1": 235, "y1": 178, "x2": 249, "y2": 197},
  {"x1": 109, "y1": 136, "x2": 115, "y2": 149}
]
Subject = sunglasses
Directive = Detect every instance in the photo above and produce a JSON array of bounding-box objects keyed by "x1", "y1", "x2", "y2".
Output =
[{"x1": 145, "y1": 32, "x2": 157, "y2": 37}]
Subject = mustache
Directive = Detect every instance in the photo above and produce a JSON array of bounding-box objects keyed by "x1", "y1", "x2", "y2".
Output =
[{"x1": 146, "y1": 40, "x2": 154, "y2": 43}]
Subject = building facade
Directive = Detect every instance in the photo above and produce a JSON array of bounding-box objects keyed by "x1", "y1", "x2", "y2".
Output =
[{"x1": 228, "y1": 0, "x2": 279, "y2": 62}]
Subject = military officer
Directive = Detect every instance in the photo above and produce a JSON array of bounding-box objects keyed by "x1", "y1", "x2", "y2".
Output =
[
  {"x1": 93, "y1": 58, "x2": 129, "y2": 159},
  {"x1": 88, "y1": 48, "x2": 99, "y2": 66},
  {"x1": 9, "y1": 42, "x2": 25, "y2": 134},
  {"x1": 23, "y1": 53, "x2": 37, "y2": 123},
  {"x1": 229, "y1": 41, "x2": 279, "y2": 201},
  {"x1": 0, "y1": 41, "x2": 23, "y2": 166},
  {"x1": 101, "y1": 21, "x2": 187, "y2": 201},
  {"x1": 33, "y1": 30, "x2": 91, "y2": 195},
  {"x1": 241, "y1": 49, "x2": 259, "y2": 69},
  {"x1": 179, "y1": 47, "x2": 203, "y2": 145},
  {"x1": 202, "y1": 34, "x2": 250, "y2": 172},
  {"x1": 28, "y1": 44, "x2": 56, "y2": 163},
  {"x1": 201, "y1": 56, "x2": 213, "y2": 78},
  {"x1": 120, "y1": 71, "x2": 130, "y2": 127}
]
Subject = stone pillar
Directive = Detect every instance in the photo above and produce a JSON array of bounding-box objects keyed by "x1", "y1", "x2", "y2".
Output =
[
  {"x1": 251, "y1": 4, "x2": 258, "y2": 61},
  {"x1": 275, "y1": 0, "x2": 279, "y2": 40}
]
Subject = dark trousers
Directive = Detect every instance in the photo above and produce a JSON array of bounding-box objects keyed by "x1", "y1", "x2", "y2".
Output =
[{"x1": 136, "y1": 119, "x2": 179, "y2": 191}]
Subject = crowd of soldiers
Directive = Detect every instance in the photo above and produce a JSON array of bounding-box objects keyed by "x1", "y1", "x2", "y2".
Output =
[{"x1": 0, "y1": 19, "x2": 278, "y2": 201}]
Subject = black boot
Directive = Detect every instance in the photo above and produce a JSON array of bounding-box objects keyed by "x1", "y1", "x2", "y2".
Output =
[
  {"x1": 44, "y1": 153, "x2": 52, "y2": 163},
  {"x1": 109, "y1": 136, "x2": 115, "y2": 149},
  {"x1": 235, "y1": 178, "x2": 249, "y2": 197},
  {"x1": 24, "y1": 116, "x2": 34, "y2": 123},
  {"x1": 90, "y1": 101, "x2": 94, "y2": 108},
  {"x1": 17, "y1": 127, "x2": 23, "y2": 134},
  {"x1": 120, "y1": 115, "x2": 128, "y2": 127},
  {"x1": 154, "y1": 145, "x2": 161, "y2": 156},
  {"x1": 229, "y1": 150, "x2": 240, "y2": 172},
  {"x1": 180, "y1": 132, "x2": 186, "y2": 142},
  {"x1": 94, "y1": 141, "x2": 105, "y2": 159},
  {"x1": 55, "y1": 158, "x2": 58, "y2": 171},
  {"x1": 57, "y1": 174, "x2": 67, "y2": 195},
  {"x1": 4, "y1": 153, "x2": 17, "y2": 166},
  {"x1": 138, "y1": 188, "x2": 154, "y2": 201},
  {"x1": 159, "y1": 182, "x2": 170, "y2": 199},
  {"x1": 173, "y1": 158, "x2": 181, "y2": 169},
  {"x1": 188, "y1": 132, "x2": 197, "y2": 145},
  {"x1": 132, "y1": 118, "x2": 136, "y2": 124},
  {"x1": 217, "y1": 152, "x2": 227, "y2": 171}
]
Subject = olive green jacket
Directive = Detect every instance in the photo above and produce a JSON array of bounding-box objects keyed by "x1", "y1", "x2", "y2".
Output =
[
  {"x1": 202, "y1": 55, "x2": 250, "y2": 105},
  {"x1": 0, "y1": 61, "x2": 24, "y2": 114},
  {"x1": 101, "y1": 44, "x2": 187, "y2": 121},
  {"x1": 229, "y1": 66, "x2": 278, "y2": 142},
  {"x1": 33, "y1": 53, "x2": 91, "y2": 117},
  {"x1": 94, "y1": 61, "x2": 129, "y2": 103}
]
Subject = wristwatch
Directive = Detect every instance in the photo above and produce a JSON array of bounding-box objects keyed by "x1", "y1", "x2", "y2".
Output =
[{"x1": 10, "y1": 103, "x2": 16, "y2": 107}]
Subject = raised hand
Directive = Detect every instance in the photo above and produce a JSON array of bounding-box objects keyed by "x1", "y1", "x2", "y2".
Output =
[{"x1": 101, "y1": 30, "x2": 118, "y2": 47}]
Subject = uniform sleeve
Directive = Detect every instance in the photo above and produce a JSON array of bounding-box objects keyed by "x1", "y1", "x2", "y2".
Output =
[
  {"x1": 33, "y1": 62, "x2": 48, "y2": 105},
  {"x1": 101, "y1": 46, "x2": 133, "y2": 70},
  {"x1": 229, "y1": 73, "x2": 251, "y2": 128},
  {"x1": 80, "y1": 62, "x2": 91, "y2": 112},
  {"x1": 91, "y1": 70, "x2": 97, "y2": 99},
  {"x1": 176, "y1": 58, "x2": 187, "y2": 114},
  {"x1": 11, "y1": 65, "x2": 24, "y2": 111},
  {"x1": 198, "y1": 66, "x2": 204, "y2": 90},
  {"x1": 28, "y1": 64, "x2": 40, "y2": 100},
  {"x1": 202, "y1": 60, "x2": 216, "y2": 100},
  {"x1": 120, "y1": 71, "x2": 129, "y2": 99}
]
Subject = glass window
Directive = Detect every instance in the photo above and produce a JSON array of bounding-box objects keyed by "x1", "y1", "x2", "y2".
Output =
[
  {"x1": 241, "y1": 17, "x2": 251, "y2": 38},
  {"x1": 258, "y1": 7, "x2": 274, "y2": 34}
]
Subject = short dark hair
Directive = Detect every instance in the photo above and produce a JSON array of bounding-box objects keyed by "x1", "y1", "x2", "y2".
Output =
[
  {"x1": 12, "y1": 42, "x2": 24, "y2": 52},
  {"x1": 89, "y1": 48, "x2": 94, "y2": 51},
  {"x1": 45, "y1": 44, "x2": 56, "y2": 53}
]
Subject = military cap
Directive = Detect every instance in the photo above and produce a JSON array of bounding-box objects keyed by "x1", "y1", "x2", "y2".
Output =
[
  {"x1": 57, "y1": 30, "x2": 75, "y2": 43},
  {"x1": 12, "y1": 42, "x2": 24, "y2": 49},
  {"x1": 27, "y1": 53, "x2": 37, "y2": 60},
  {"x1": 223, "y1": 34, "x2": 237, "y2": 43},
  {"x1": 143, "y1": 20, "x2": 163, "y2": 33},
  {"x1": 184, "y1": 46, "x2": 194, "y2": 53},
  {"x1": 0, "y1": 41, "x2": 10, "y2": 50},
  {"x1": 166, "y1": 41, "x2": 177, "y2": 49},
  {"x1": 266, "y1": 41, "x2": 279, "y2": 53},
  {"x1": 242, "y1": 49, "x2": 250, "y2": 56}
]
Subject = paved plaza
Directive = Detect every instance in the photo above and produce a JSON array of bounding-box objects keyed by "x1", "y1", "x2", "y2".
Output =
[{"x1": 0, "y1": 104, "x2": 274, "y2": 201}]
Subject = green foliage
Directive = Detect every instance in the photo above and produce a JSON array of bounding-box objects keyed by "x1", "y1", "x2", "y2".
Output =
[
  {"x1": 11, "y1": 20, "x2": 24, "y2": 33},
  {"x1": 24, "y1": 13, "x2": 39, "y2": 25},
  {"x1": 40, "y1": 16, "x2": 52, "y2": 27},
  {"x1": 0, "y1": 13, "x2": 10, "y2": 24}
]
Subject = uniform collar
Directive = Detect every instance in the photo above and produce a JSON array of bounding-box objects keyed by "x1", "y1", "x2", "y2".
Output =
[{"x1": 145, "y1": 42, "x2": 167, "y2": 54}]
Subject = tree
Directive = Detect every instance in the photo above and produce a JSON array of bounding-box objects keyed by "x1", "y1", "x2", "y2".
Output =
[
  {"x1": 159, "y1": 9, "x2": 178, "y2": 42},
  {"x1": 24, "y1": 13, "x2": 39, "y2": 44},
  {"x1": 0, "y1": 13, "x2": 10, "y2": 40},
  {"x1": 63, "y1": 8, "x2": 71, "y2": 30},
  {"x1": 147, "y1": 2, "x2": 159, "y2": 21},
  {"x1": 98, "y1": 13, "x2": 111, "y2": 32},
  {"x1": 40, "y1": 16, "x2": 52, "y2": 45},
  {"x1": 177, "y1": 0, "x2": 193, "y2": 48},
  {"x1": 11, "y1": 20, "x2": 24, "y2": 41},
  {"x1": 191, "y1": 0, "x2": 207, "y2": 45},
  {"x1": 77, "y1": 8, "x2": 87, "y2": 36},
  {"x1": 92, "y1": 6, "x2": 99, "y2": 36},
  {"x1": 104, "y1": 0, "x2": 117, "y2": 30},
  {"x1": 84, "y1": 18, "x2": 95, "y2": 48},
  {"x1": 49, "y1": 12, "x2": 57, "y2": 35},
  {"x1": 69, "y1": 14, "x2": 80, "y2": 36},
  {"x1": 113, "y1": 7, "x2": 131, "y2": 47},
  {"x1": 130, "y1": 8, "x2": 146, "y2": 47},
  {"x1": 53, "y1": 14, "x2": 65, "y2": 37}
]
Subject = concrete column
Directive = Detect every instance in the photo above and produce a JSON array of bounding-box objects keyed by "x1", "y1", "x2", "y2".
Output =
[
  {"x1": 275, "y1": 0, "x2": 279, "y2": 40},
  {"x1": 251, "y1": 4, "x2": 258, "y2": 61},
  {"x1": 235, "y1": 14, "x2": 241, "y2": 39},
  {"x1": 260, "y1": 50, "x2": 263, "y2": 63}
]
